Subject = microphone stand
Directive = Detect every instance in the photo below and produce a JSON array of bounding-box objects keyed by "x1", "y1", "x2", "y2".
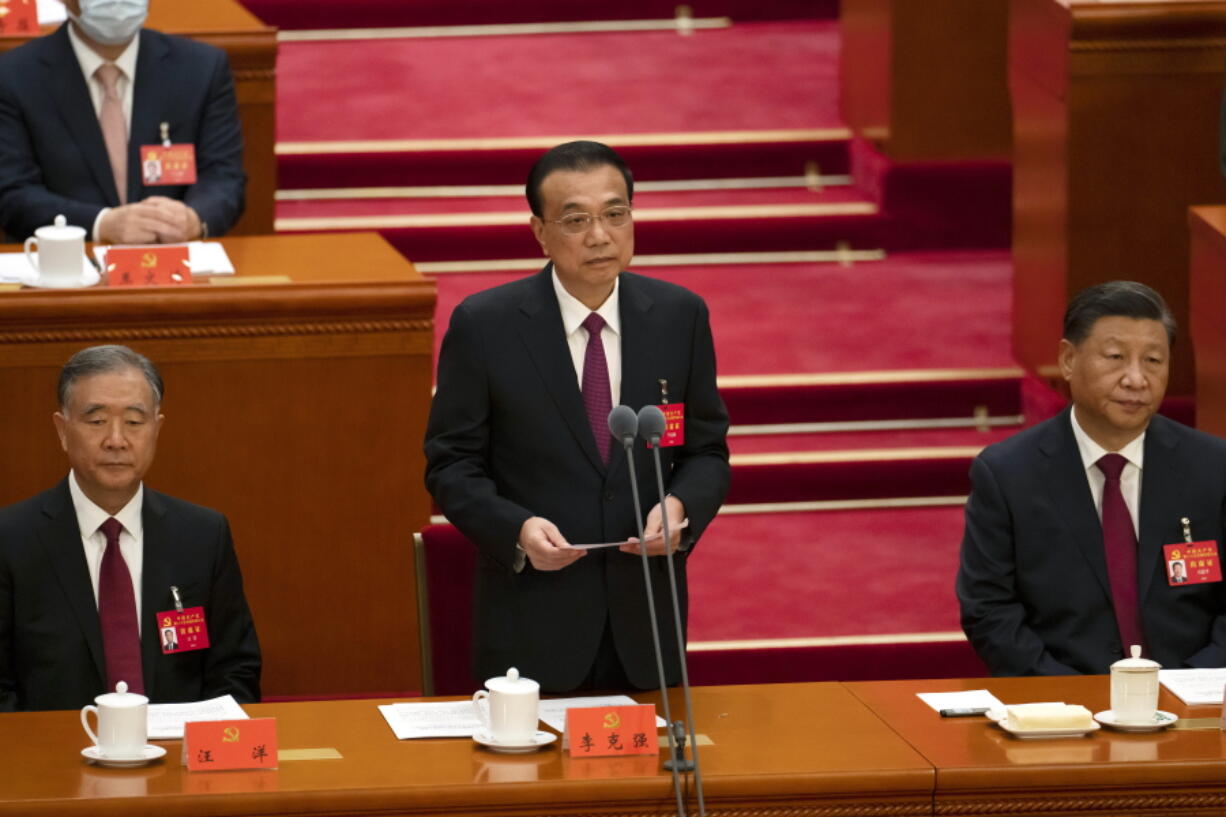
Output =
[
  {"x1": 643, "y1": 413, "x2": 706, "y2": 817},
  {"x1": 611, "y1": 410, "x2": 687, "y2": 817}
]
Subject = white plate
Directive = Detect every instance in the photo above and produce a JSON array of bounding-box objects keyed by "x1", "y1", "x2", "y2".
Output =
[
  {"x1": 985, "y1": 708, "x2": 1100, "y2": 739},
  {"x1": 22, "y1": 262, "x2": 101, "y2": 289},
  {"x1": 473, "y1": 730, "x2": 557, "y2": 754},
  {"x1": 81, "y1": 744, "x2": 167, "y2": 767},
  {"x1": 1093, "y1": 710, "x2": 1177, "y2": 732}
]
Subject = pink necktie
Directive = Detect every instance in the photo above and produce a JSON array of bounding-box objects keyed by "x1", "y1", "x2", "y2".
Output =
[
  {"x1": 1097, "y1": 454, "x2": 1145, "y2": 656},
  {"x1": 95, "y1": 63, "x2": 128, "y2": 205},
  {"x1": 98, "y1": 517, "x2": 144, "y2": 693},
  {"x1": 581, "y1": 312, "x2": 612, "y2": 464}
]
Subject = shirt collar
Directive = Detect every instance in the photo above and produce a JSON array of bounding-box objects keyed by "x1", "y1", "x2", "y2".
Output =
[
  {"x1": 67, "y1": 22, "x2": 140, "y2": 89},
  {"x1": 68, "y1": 470, "x2": 144, "y2": 539},
  {"x1": 552, "y1": 268, "x2": 620, "y2": 337},
  {"x1": 1070, "y1": 406, "x2": 1146, "y2": 473}
]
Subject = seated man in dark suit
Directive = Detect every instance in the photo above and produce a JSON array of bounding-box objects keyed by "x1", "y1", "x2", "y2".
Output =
[
  {"x1": 0, "y1": 0, "x2": 245, "y2": 244},
  {"x1": 958, "y1": 281, "x2": 1226, "y2": 675},
  {"x1": 0, "y1": 345, "x2": 260, "y2": 711},
  {"x1": 425, "y1": 141, "x2": 730, "y2": 693}
]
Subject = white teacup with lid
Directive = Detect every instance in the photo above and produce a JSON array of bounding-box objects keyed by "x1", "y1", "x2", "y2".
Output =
[
  {"x1": 1110, "y1": 645, "x2": 1161, "y2": 725},
  {"x1": 81, "y1": 681, "x2": 149, "y2": 758},
  {"x1": 472, "y1": 667, "x2": 539, "y2": 744},
  {"x1": 24, "y1": 214, "x2": 87, "y2": 287}
]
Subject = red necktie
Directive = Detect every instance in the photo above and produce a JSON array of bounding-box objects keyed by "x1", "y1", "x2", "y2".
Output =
[
  {"x1": 1097, "y1": 454, "x2": 1145, "y2": 656},
  {"x1": 581, "y1": 312, "x2": 612, "y2": 464},
  {"x1": 99, "y1": 517, "x2": 144, "y2": 693}
]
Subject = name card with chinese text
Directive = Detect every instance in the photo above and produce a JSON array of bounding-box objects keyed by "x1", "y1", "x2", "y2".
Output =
[
  {"x1": 185, "y1": 718, "x2": 278, "y2": 771},
  {"x1": 565, "y1": 704, "x2": 658, "y2": 758}
]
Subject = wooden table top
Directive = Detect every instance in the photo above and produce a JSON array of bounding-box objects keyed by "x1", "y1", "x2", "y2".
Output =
[{"x1": 0, "y1": 683, "x2": 933, "y2": 817}]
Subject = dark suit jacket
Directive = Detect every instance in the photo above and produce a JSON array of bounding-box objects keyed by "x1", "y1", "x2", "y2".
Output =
[
  {"x1": 424, "y1": 266, "x2": 731, "y2": 692},
  {"x1": 0, "y1": 24, "x2": 246, "y2": 241},
  {"x1": 0, "y1": 480, "x2": 261, "y2": 711},
  {"x1": 957, "y1": 408, "x2": 1226, "y2": 675}
]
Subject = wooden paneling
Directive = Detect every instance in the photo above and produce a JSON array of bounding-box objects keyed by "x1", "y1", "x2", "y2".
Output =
[
  {"x1": 840, "y1": 0, "x2": 1012, "y2": 160},
  {"x1": 0, "y1": 233, "x2": 435, "y2": 698},
  {"x1": 1190, "y1": 206, "x2": 1226, "y2": 435},
  {"x1": 1010, "y1": 0, "x2": 1226, "y2": 394},
  {"x1": 0, "y1": 0, "x2": 276, "y2": 235}
]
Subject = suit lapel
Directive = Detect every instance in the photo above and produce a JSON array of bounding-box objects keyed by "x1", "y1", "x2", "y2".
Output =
[
  {"x1": 608, "y1": 273, "x2": 659, "y2": 486},
  {"x1": 39, "y1": 481, "x2": 107, "y2": 683},
  {"x1": 517, "y1": 266, "x2": 605, "y2": 472},
  {"x1": 1138, "y1": 417, "x2": 1182, "y2": 604},
  {"x1": 40, "y1": 25, "x2": 118, "y2": 204},
  {"x1": 129, "y1": 30, "x2": 169, "y2": 202},
  {"x1": 1039, "y1": 410, "x2": 1113, "y2": 600},
  {"x1": 140, "y1": 489, "x2": 172, "y2": 697}
]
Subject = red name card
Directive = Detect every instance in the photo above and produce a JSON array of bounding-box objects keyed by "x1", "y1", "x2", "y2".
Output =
[
  {"x1": 1163, "y1": 541, "x2": 1222, "y2": 585},
  {"x1": 184, "y1": 718, "x2": 278, "y2": 771},
  {"x1": 0, "y1": 1, "x2": 39, "y2": 37},
  {"x1": 566, "y1": 704, "x2": 658, "y2": 757},
  {"x1": 105, "y1": 246, "x2": 190, "y2": 287},
  {"x1": 140, "y1": 144, "x2": 198, "y2": 185}
]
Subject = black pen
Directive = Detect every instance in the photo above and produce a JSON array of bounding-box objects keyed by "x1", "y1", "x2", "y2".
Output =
[{"x1": 940, "y1": 707, "x2": 990, "y2": 717}]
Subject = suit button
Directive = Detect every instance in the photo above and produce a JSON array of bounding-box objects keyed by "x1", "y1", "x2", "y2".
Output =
[{"x1": 604, "y1": 490, "x2": 615, "y2": 501}]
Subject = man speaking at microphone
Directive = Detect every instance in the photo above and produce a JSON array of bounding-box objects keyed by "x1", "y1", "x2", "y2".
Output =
[{"x1": 425, "y1": 141, "x2": 730, "y2": 693}]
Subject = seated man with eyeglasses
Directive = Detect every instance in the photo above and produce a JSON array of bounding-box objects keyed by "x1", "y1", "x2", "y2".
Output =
[{"x1": 425, "y1": 140, "x2": 730, "y2": 693}]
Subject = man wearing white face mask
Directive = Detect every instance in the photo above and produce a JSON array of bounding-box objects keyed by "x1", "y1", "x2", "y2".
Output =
[{"x1": 0, "y1": 0, "x2": 245, "y2": 244}]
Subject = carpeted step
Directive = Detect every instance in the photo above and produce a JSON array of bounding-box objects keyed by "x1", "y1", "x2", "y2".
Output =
[
  {"x1": 728, "y1": 425, "x2": 1019, "y2": 455},
  {"x1": 244, "y1": 1, "x2": 836, "y2": 34}
]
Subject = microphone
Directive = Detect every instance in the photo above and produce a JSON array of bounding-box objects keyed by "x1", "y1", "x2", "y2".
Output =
[
  {"x1": 606, "y1": 406, "x2": 687, "y2": 817},
  {"x1": 636, "y1": 405, "x2": 706, "y2": 815}
]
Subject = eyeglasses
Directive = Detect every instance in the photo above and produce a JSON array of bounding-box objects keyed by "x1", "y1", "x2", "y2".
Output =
[{"x1": 548, "y1": 206, "x2": 633, "y2": 235}]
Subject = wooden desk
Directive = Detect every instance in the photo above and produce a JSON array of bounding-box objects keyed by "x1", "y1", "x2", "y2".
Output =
[
  {"x1": 841, "y1": 0, "x2": 1012, "y2": 160},
  {"x1": 0, "y1": 0, "x2": 277, "y2": 235},
  {"x1": 1009, "y1": 0, "x2": 1226, "y2": 395},
  {"x1": 1190, "y1": 205, "x2": 1226, "y2": 436},
  {"x1": 0, "y1": 684, "x2": 935, "y2": 817},
  {"x1": 849, "y1": 675, "x2": 1226, "y2": 816},
  {"x1": 0, "y1": 233, "x2": 435, "y2": 699}
]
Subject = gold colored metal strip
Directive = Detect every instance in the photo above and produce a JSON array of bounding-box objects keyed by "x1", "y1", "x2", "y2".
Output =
[
  {"x1": 730, "y1": 446, "x2": 986, "y2": 466},
  {"x1": 726, "y1": 416, "x2": 1024, "y2": 436},
  {"x1": 687, "y1": 632, "x2": 968, "y2": 651},
  {"x1": 715, "y1": 496, "x2": 968, "y2": 514},
  {"x1": 718, "y1": 368, "x2": 1025, "y2": 388},
  {"x1": 417, "y1": 248, "x2": 885, "y2": 274},
  {"x1": 278, "y1": 16, "x2": 731, "y2": 43}
]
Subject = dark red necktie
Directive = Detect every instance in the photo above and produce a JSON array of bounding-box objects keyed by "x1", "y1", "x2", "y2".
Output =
[
  {"x1": 581, "y1": 312, "x2": 612, "y2": 464},
  {"x1": 1097, "y1": 454, "x2": 1145, "y2": 656},
  {"x1": 98, "y1": 517, "x2": 144, "y2": 693}
]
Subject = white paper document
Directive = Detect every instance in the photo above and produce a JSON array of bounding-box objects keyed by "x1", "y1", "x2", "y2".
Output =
[
  {"x1": 0, "y1": 252, "x2": 94, "y2": 284},
  {"x1": 1159, "y1": 668, "x2": 1226, "y2": 705},
  {"x1": 93, "y1": 242, "x2": 236, "y2": 277},
  {"x1": 571, "y1": 519, "x2": 691, "y2": 551},
  {"x1": 147, "y1": 694, "x2": 248, "y2": 740},
  {"x1": 538, "y1": 696, "x2": 667, "y2": 733},
  {"x1": 915, "y1": 689, "x2": 1005, "y2": 714},
  {"x1": 378, "y1": 701, "x2": 485, "y2": 740}
]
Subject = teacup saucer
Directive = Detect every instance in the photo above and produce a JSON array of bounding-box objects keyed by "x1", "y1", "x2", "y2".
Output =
[
  {"x1": 1093, "y1": 710, "x2": 1177, "y2": 732},
  {"x1": 81, "y1": 744, "x2": 167, "y2": 767},
  {"x1": 23, "y1": 264, "x2": 101, "y2": 289},
  {"x1": 473, "y1": 730, "x2": 557, "y2": 754}
]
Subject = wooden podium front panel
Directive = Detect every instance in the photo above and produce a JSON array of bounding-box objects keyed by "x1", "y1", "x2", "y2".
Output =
[
  {"x1": 0, "y1": 684, "x2": 934, "y2": 817},
  {"x1": 849, "y1": 675, "x2": 1226, "y2": 815},
  {"x1": 1190, "y1": 206, "x2": 1226, "y2": 436},
  {"x1": 841, "y1": 0, "x2": 1012, "y2": 160},
  {"x1": 0, "y1": 0, "x2": 276, "y2": 236},
  {"x1": 0, "y1": 233, "x2": 435, "y2": 699},
  {"x1": 1010, "y1": 0, "x2": 1226, "y2": 393}
]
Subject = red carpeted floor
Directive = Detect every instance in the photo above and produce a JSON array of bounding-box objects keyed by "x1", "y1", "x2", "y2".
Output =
[{"x1": 276, "y1": 21, "x2": 843, "y2": 142}]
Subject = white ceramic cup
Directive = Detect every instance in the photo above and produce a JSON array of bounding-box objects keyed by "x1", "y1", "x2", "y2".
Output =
[
  {"x1": 472, "y1": 667, "x2": 539, "y2": 744},
  {"x1": 80, "y1": 681, "x2": 148, "y2": 758},
  {"x1": 23, "y1": 214, "x2": 86, "y2": 287},
  {"x1": 1110, "y1": 644, "x2": 1161, "y2": 725}
]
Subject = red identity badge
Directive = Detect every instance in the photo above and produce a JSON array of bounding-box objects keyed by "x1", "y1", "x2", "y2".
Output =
[
  {"x1": 140, "y1": 144, "x2": 197, "y2": 186},
  {"x1": 565, "y1": 704, "x2": 658, "y2": 757},
  {"x1": 0, "y1": 1, "x2": 39, "y2": 37},
  {"x1": 184, "y1": 718, "x2": 278, "y2": 771},
  {"x1": 652, "y1": 403, "x2": 684, "y2": 448},
  {"x1": 157, "y1": 606, "x2": 210, "y2": 654},
  {"x1": 1163, "y1": 541, "x2": 1222, "y2": 586},
  {"x1": 106, "y1": 246, "x2": 190, "y2": 287}
]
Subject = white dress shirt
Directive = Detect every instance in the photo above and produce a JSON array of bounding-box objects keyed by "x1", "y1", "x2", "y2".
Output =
[
  {"x1": 552, "y1": 269, "x2": 622, "y2": 406},
  {"x1": 68, "y1": 470, "x2": 145, "y2": 633},
  {"x1": 1070, "y1": 407, "x2": 1144, "y2": 537}
]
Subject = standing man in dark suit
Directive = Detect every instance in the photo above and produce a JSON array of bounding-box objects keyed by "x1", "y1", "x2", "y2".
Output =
[
  {"x1": 957, "y1": 281, "x2": 1226, "y2": 675},
  {"x1": 425, "y1": 141, "x2": 730, "y2": 693},
  {"x1": 0, "y1": 345, "x2": 260, "y2": 711},
  {"x1": 0, "y1": 0, "x2": 245, "y2": 243}
]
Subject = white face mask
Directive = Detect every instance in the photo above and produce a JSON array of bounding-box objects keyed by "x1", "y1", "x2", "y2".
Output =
[{"x1": 70, "y1": 0, "x2": 148, "y2": 46}]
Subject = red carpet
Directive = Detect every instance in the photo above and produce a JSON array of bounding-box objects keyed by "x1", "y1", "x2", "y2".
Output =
[{"x1": 276, "y1": 21, "x2": 843, "y2": 143}]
